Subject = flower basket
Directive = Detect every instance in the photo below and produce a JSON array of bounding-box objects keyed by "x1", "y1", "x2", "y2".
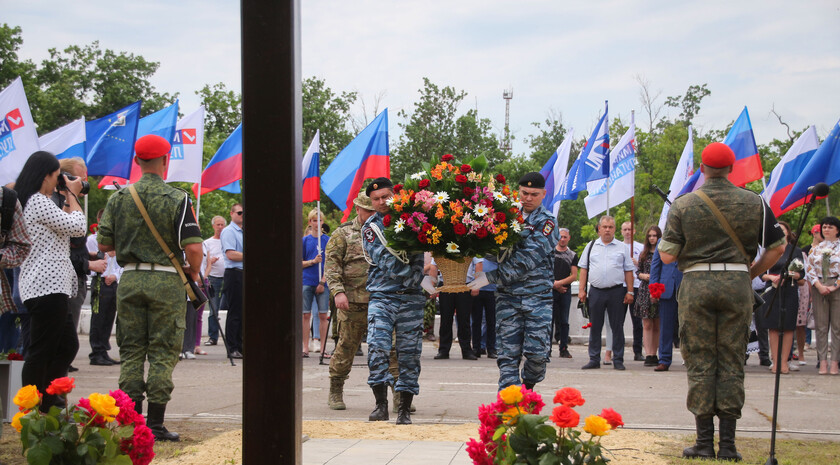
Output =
[{"x1": 433, "y1": 253, "x2": 473, "y2": 293}]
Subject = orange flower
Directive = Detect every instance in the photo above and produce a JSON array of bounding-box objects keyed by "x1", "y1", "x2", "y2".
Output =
[
  {"x1": 435, "y1": 203, "x2": 446, "y2": 220},
  {"x1": 502, "y1": 185, "x2": 511, "y2": 195},
  {"x1": 502, "y1": 407, "x2": 521, "y2": 425},
  {"x1": 583, "y1": 415, "x2": 611, "y2": 436},
  {"x1": 13, "y1": 385, "x2": 40, "y2": 411},
  {"x1": 11, "y1": 411, "x2": 26, "y2": 432},
  {"x1": 553, "y1": 387, "x2": 585, "y2": 407},
  {"x1": 498, "y1": 385, "x2": 524, "y2": 405},
  {"x1": 550, "y1": 405, "x2": 580, "y2": 428},
  {"x1": 494, "y1": 232, "x2": 508, "y2": 244},
  {"x1": 46, "y1": 377, "x2": 75, "y2": 396}
]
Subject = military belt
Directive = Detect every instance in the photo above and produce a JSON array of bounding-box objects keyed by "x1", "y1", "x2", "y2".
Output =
[
  {"x1": 124, "y1": 263, "x2": 178, "y2": 273},
  {"x1": 684, "y1": 263, "x2": 748, "y2": 273}
]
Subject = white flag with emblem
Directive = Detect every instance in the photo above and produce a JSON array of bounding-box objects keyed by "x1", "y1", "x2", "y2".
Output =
[
  {"x1": 0, "y1": 77, "x2": 40, "y2": 186},
  {"x1": 166, "y1": 106, "x2": 205, "y2": 183},
  {"x1": 584, "y1": 113, "x2": 636, "y2": 218}
]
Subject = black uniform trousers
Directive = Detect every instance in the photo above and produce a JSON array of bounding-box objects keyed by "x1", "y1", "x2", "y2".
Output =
[
  {"x1": 89, "y1": 280, "x2": 118, "y2": 359},
  {"x1": 437, "y1": 291, "x2": 473, "y2": 356}
]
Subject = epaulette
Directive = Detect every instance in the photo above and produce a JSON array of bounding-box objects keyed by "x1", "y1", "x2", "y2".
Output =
[{"x1": 339, "y1": 220, "x2": 353, "y2": 227}]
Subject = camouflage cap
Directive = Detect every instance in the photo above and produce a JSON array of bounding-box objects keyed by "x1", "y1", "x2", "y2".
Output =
[{"x1": 353, "y1": 192, "x2": 374, "y2": 210}]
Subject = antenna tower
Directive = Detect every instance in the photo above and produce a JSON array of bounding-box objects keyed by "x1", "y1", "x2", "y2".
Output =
[{"x1": 501, "y1": 88, "x2": 513, "y2": 152}]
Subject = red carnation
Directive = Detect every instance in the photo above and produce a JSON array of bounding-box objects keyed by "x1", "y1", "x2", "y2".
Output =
[
  {"x1": 553, "y1": 387, "x2": 585, "y2": 407},
  {"x1": 393, "y1": 184, "x2": 403, "y2": 193},
  {"x1": 495, "y1": 174, "x2": 506, "y2": 184},
  {"x1": 463, "y1": 187, "x2": 475, "y2": 196},
  {"x1": 417, "y1": 232, "x2": 428, "y2": 243},
  {"x1": 649, "y1": 282, "x2": 666, "y2": 299},
  {"x1": 476, "y1": 227, "x2": 488, "y2": 239},
  {"x1": 418, "y1": 179, "x2": 431, "y2": 189},
  {"x1": 460, "y1": 164, "x2": 472, "y2": 173},
  {"x1": 400, "y1": 213, "x2": 410, "y2": 222},
  {"x1": 455, "y1": 174, "x2": 468, "y2": 184},
  {"x1": 454, "y1": 224, "x2": 467, "y2": 235},
  {"x1": 481, "y1": 199, "x2": 493, "y2": 208},
  {"x1": 422, "y1": 223, "x2": 433, "y2": 232},
  {"x1": 442, "y1": 154, "x2": 454, "y2": 162},
  {"x1": 550, "y1": 405, "x2": 580, "y2": 428},
  {"x1": 495, "y1": 212, "x2": 506, "y2": 223},
  {"x1": 383, "y1": 214, "x2": 392, "y2": 227},
  {"x1": 600, "y1": 408, "x2": 624, "y2": 429}
]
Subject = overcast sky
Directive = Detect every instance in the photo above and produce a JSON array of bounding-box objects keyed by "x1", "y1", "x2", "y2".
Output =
[{"x1": 7, "y1": 1, "x2": 840, "y2": 154}]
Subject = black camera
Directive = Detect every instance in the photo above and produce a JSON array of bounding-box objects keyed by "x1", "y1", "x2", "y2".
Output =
[{"x1": 57, "y1": 172, "x2": 90, "y2": 195}]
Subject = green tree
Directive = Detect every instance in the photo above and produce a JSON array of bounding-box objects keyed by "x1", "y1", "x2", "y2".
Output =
[
  {"x1": 302, "y1": 76, "x2": 357, "y2": 167},
  {"x1": 0, "y1": 24, "x2": 37, "y2": 93}
]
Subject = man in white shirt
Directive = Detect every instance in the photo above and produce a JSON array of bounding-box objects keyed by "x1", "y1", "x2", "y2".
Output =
[
  {"x1": 578, "y1": 216, "x2": 635, "y2": 370},
  {"x1": 202, "y1": 216, "x2": 227, "y2": 346},
  {"x1": 621, "y1": 221, "x2": 645, "y2": 361}
]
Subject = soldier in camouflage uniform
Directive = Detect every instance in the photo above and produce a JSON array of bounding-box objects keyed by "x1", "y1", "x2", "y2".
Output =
[
  {"x1": 98, "y1": 135, "x2": 203, "y2": 442},
  {"x1": 659, "y1": 143, "x2": 785, "y2": 461},
  {"x1": 469, "y1": 172, "x2": 559, "y2": 391},
  {"x1": 362, "y1": 178, "x2": 428, "y2": 425}
]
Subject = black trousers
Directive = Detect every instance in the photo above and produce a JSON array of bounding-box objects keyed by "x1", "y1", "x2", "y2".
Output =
[
  {"x1": 22, "y1": 293, "x2": 79, "y2": 410},
  {"x1": 551, "y1": 289, "x2": 572, "y2": 351},
  {"x1": 89, "y1": 281, "x2": 118, "y2": 359},
  {"x1": 224, "y1": 268, "x2": 243, "y2": 353},
  {"x1": 627, "y1": 287, "x2": 643, "y2": 355},
  {"x1": 587, "y1": 286, "x2": 627, "y2": 363},
  {"x1": 438, "y1": 291, "x2": 473, "y2": 356},
  {"x1": 471, "y1": 290, "x2": 496, "y2": 352}
]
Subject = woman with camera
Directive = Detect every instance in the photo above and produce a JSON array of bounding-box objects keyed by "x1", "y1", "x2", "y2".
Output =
[{"x1": 15, "y1": 151, "x2": 87, "y2": 411}]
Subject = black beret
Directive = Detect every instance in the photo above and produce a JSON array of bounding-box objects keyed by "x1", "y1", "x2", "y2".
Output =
[
  {"x1": 365, "y1": 177, "x2": 393, "y2": 196},
  {"x1": 518, "y1": 172, "x2": 545, "y2": 189}
]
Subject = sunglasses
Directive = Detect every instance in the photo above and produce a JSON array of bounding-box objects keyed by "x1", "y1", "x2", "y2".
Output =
[{"x1": 234, "y1": 211, "x2": 243, "y2": 216}]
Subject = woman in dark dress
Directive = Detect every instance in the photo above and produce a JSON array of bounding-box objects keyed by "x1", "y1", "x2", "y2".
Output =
[
  {"x1": 758, "y1": 221, "x2": 803, "y2": 374},
  {"x1": 634, "y1": 225, "x2": 662, "y2": 367}
]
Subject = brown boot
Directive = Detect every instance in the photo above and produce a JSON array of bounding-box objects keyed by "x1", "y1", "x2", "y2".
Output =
[{"x1": 328, "y1": 377, "x2": 346, "y2": 410}]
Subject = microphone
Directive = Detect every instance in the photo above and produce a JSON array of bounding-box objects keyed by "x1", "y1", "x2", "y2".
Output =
[{"x1": 807, "y1": 183, "x2": 830, "y2": 197}]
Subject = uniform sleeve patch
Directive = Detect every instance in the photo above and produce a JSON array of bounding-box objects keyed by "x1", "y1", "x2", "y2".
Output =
[
  {"x1": 364, "y1": 227, "x2": 375, "y2": 243},
  {"x1": 542, "y1": 219, "x2": 555, "y2": 236}
]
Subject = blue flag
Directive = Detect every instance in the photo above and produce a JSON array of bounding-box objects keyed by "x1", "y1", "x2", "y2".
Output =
[
  {"x1": 567, "y1": 101, "x2": 609, "y2": 198},
  {"x1": 85, "y1": 101, "x2": 141, "y2": 177}
]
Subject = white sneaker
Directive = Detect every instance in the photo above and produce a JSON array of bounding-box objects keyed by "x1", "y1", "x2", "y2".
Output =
[
  {"x1": 799, "y1": 360, "x2": 807, "y2": 365},
  {"x1": 184, "y1": 351, "x2": 196, "y2": 360},
  {"x1": 310, "y1": 340, "x2": 321, "y2": 353},
  {"x1": 789, "y1": 362, "x2": 800, "y2": 371}
]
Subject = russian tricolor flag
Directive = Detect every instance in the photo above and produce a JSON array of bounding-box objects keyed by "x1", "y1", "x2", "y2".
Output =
[
  {"x1": 781, "y1": 119, "x2": 840, "y2": 211},
  {"x1": 322, "y1": 109, "x2": 389, "y2": 220},
  {"x1": 302, "y1": 130, "x2": 320, "y2": 203},
  {"x1": 724, "y1": 107, "x2": 764, "y2": 187},
  {"x1": 539, "y1": 128, "x2": 574, "y2": 216},
  {"x1": 194, "y1": 123, "x2": 242, "y2": 196},
  {"x1": 39, "y1": 117, "x2": 86, "y2": 160},
  {"x1": 761, "y1": 126, "x2": 819, "y2": 216}
]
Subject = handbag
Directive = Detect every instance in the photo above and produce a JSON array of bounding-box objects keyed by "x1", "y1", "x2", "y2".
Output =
[
  {"x1": 128, "y1": 185, "x2": 208, "y2": 310},
  {"x1": 577, "y1": 240, "x2": 595, "y2": 319},
  {"x1": 806, "y1": 310, "x2": 816, "y2": 330}
]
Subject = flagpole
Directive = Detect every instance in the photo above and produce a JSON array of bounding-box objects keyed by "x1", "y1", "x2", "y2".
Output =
[
  {"x1": 317, "y1": 200, "x2": 322, "y2": 278},
  {"x1": 196, "y1": 176, "x2": 203, "y2": 222},
  {"x1": 84, "y1": 194, "x2": 89, "y2": 224}
]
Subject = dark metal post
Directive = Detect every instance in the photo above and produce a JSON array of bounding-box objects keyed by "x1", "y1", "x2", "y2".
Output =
[{"x1": 241, "y1": 0, "x2": 302, "y2": 463}]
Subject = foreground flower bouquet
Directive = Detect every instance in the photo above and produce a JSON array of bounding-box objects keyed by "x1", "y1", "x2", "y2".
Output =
[
  {"x1": 383, "y1": 154, "x2": 524, "y2": 291},
  {"x1": 12, "y1": 378, "x2": 155, "y2": 465},
  {"x1": 467, "y1": 386, "x2": 623, "y2": 464}
]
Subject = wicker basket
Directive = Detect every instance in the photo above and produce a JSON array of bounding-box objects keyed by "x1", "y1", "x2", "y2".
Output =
[{"x1": 432, "y1": 254, "x2": 474, "y2": 293}]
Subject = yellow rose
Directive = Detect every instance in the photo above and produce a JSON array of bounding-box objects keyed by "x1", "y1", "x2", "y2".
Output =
[
  {"x1": 11, "y1": 411, "x2": 27, "y2": 432},
  {"x1": 502, "y1": 407, "x2": 521, "y2": 425},
  {"x1": 88, "y1": 393, "x2": 120, "y2": 422},
  {"x1": 13, "y1": 385, "x2": 41, "y2": 411},
  {"x1": 583, "y1": 415, "x2": 611, "y2": 436},
  {"x1": 498, "y1": 385, "x2": 524, "y2": 405}
]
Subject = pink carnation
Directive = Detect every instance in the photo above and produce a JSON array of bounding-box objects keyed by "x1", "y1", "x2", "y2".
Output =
[
  {"x1": 76, "y1": 397, "x2": 107, "y2": 427},
  {"x1": 109, "y1": 390, "x2": 145, "y2": 426},
  {"x1": 120, "y1": 423, "x2": 156, "y2": 465},
  {"x1": 519, "y1": 387, "x2": 545, "y2": 415},
  {"x1": 465, "y1": 439, "x2": 493, "y2": 465}
]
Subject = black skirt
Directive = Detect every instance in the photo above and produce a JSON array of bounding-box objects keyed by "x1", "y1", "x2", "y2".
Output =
[{"x1": 756, "y1": 283, "x2": 798, "y2": 331}]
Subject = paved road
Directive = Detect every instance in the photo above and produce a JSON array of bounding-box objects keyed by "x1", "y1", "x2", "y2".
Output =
[{"x1": 67, "y1": 336, "x2": 838, "y2": 440}]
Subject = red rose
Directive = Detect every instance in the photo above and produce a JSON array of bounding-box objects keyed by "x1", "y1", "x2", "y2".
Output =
[
  {"x1": 553, "y1": 387, "x2": 585, "y2": 407},
  {"x1": 475, "y1": 227, "x2": 488, "y2": 239},
  {"x1": 410, "y1": 192, "x2": 417, "y2": 203},
  {"x1": 6, "y1": 352, "x2": 23, "y2": 361},
  {"x1": 463, "y1": 187, "x2": 475, "y2": 196},
  {"x1": 495, "y1": 212, "x2": 506, "y2": 223},
  {"x1": 422, "y1": 223, "x2": 433, "y2": 232},
  {"x1": 383, "y1": 214, "x2": 392, "y2": 227},
  {"x1": 417, "y1": 232, "x2": 428, "y2": 243},
  {"x1": 455, "y1": 174, "x2": 468, "y2": 184},
  {"x1": 442, "y1": 154, "x2": 454, "y2": 162},
  {"x1": 495, "y1": 174, "x2": 506, "y2": 184},
  {"x1": 460, "y1": 164, "x2": 472, "y2": 173},
  {"x1": 454, "y1": 224, "x2": 467, "y2": 235},
  {"x1": 400, "y1": 213, "x2": 410, "y2": 222},
  {"x1": 481, "y1": 199, "x2": 493, "y2": 207},
  {"x1": 46, "y1": 377, "x2": 75, "y2": 396},
  {"x1": 418, "y1": 179, "x2": 430, "y2": 189},
  {"x1": 393, "y1": 184, "x2": 403, "y2": 193},
  {"x1": 550, "y1": 405, "x2": 580, "y2": 428},
  {"x1": 600, "y1": 408, "x2": 624, "y2": 429}
]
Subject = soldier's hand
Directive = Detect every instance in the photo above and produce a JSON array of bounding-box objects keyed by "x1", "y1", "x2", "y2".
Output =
[
  {"x1": 89, "y1": 259, "x2": 107, "y2": 274},
  {"x1": 467, "y1": 272, "x2": 489, "y2": 291},
  {"x1": 334, "y1": 292, "x2": 349, "y2": 310},
  {"x1": 421, "y1": 276, "x2": 438, "y2": 294}
]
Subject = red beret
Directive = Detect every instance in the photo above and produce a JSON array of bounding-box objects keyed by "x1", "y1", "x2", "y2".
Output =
[
  {"x1": 701, "y1": 142, "x2": 735, "y2": 168},
  {"x1": 811, "y1": 224, "x2": 822, "y2": 235},
  {"x1": 135, "y1": 134, "x2": 171, "y2": 160}
]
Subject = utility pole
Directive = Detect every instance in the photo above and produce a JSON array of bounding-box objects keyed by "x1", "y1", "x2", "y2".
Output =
[{"x1": 501, "y1": 88, "x2": 513, "y2": 153}]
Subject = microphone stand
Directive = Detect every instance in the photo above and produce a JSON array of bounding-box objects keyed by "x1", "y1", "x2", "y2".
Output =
[{"x1": 762, "y1": 188, "x2": 822, "y2": 465}]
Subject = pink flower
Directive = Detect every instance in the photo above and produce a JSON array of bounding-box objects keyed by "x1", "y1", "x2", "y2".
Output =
[
  {"x1": 76, "y1": 397, "x2": 107, "y2": 427},
  {"x1": 466, "y1": 438, "x2": 493, "y2": 465},
  {"x1": 121, "y1": 423, "x2": 156, "y2": 465}
]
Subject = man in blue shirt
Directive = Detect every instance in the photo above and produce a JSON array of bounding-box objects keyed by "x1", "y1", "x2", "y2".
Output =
[{"x1": 221, "y1": 203, "x2": 244, "y2": 359}]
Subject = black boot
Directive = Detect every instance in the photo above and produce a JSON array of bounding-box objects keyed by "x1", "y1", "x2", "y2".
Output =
[
  {"x1": 396, "y1": 392, "x2": 414, "y2": 425},
  {"x1": 147, "y1": 403, "x2": 180, "y2": 442},
  {"x1": 682, "y1": 415, "x2": 715, "y2": 459},
  {"x1": 131, "y1": 398, "x2": 143, "y2": 416},
  {"x1": 717, "y1": 417, "x2": 742, "y2": 461},
  {"x1": 368, "y1": 384, "x2": 389, "y2": 421},
  {"x1": 523, "y1": 382, "x2": 535, "y2": 391}
]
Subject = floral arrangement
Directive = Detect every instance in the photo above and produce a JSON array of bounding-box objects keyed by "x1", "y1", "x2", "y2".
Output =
[
  {"x1": 382, "y1": 154, "x2": 524, "y2": 259},
  {"x1": 12, "y1": 378, "x2": 155, "y2": 465},
  {"x1": 1, "y1": 350, "x2": 24, "y2": 360},
  {"x1": 467, "y1": 385, "x2": 623, "y2": 464},
  {"x1": 648, "y1": 282, "x2": 666, "y2": 300}
]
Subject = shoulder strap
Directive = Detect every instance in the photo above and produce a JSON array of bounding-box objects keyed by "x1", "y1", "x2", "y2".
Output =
[
  {"x1": 694, "y1": 190, "x2": 749, "y2": 262},
  {"x1": 128, "y1": 185, "x2": 198, "y2": 300}
]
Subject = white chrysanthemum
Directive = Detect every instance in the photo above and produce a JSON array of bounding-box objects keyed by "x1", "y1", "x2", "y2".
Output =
[
  {"x1": 433, "y1": 191, "x2": 450, "y2": 204},
  {"x1": 510, "y1": 220, "x2": 522, "y2": 233},
  {"x1": 394, "y1": 219, "x2": 405, "y2": 233},
  {"x1": 385, "y1": 197, "x2": 394, "y2": 206},
  {"x1": 474, "y1": 204, "x2": 489, "y2": 217},
  {"x1": 410, "y1": 172, "x2": 425, "y2": 180},
  {"x1": 446, "y1": 242, "x2": 460, "y2": 253},
  {"x1": 513, "y1": 201, "x2": 522, "y2": 209},
  {"x1": 493, "y1": 191, "x2": 507, "y2": 202}
]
